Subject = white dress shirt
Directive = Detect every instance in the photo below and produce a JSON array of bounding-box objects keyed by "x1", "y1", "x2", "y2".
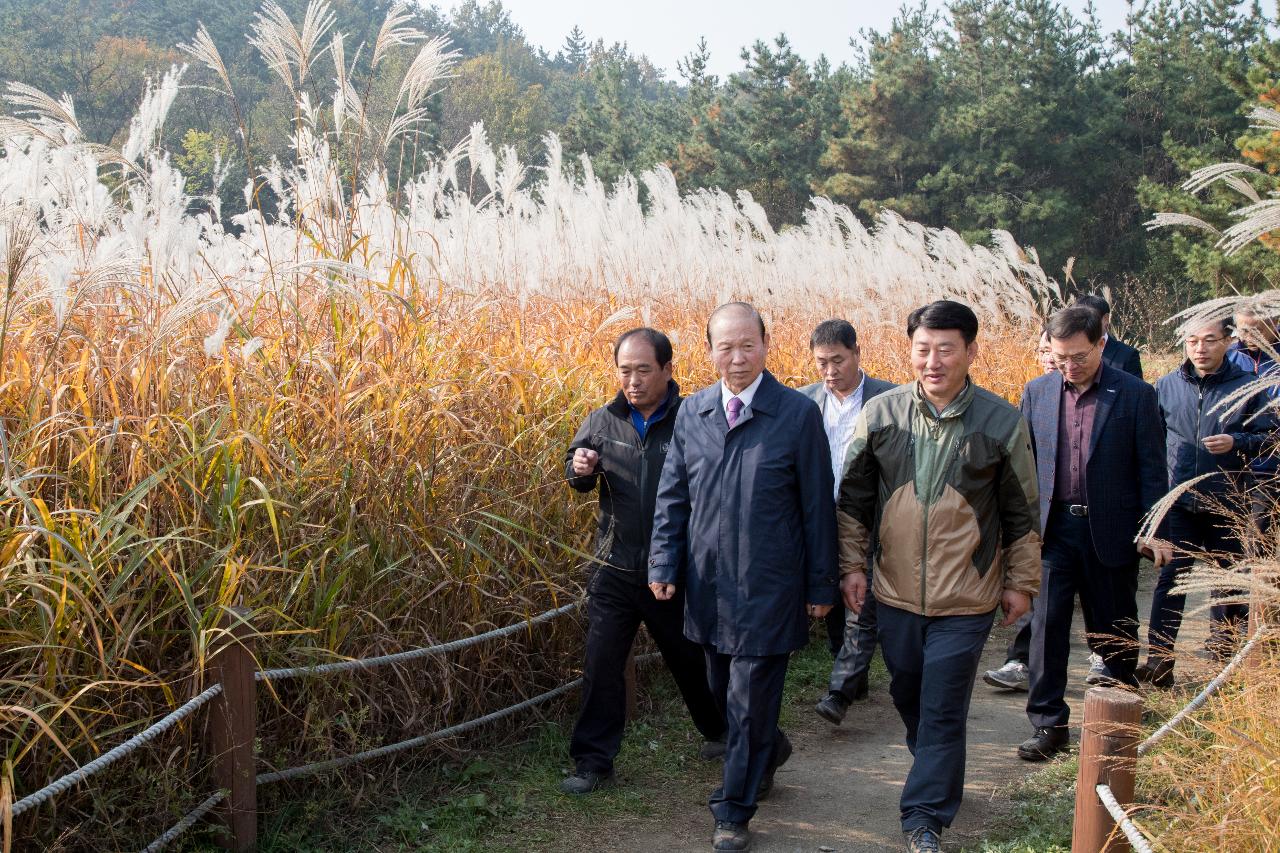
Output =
[
  {"x1": 721, "y1": 371, "x2": 765, "y2": 425},
  {"x1": 823, "y1": 373, "x2": 866, "y2": 497}
]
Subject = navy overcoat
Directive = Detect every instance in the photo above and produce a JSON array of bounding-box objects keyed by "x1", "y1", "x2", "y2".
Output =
[{"x1": 648, "y1": 370, "x2": 839, "y2": 656}]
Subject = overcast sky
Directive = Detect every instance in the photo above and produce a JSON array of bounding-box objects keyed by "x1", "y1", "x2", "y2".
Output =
[{"x1": 486, "y1": 0, "x2": 1140, "y2": 79}]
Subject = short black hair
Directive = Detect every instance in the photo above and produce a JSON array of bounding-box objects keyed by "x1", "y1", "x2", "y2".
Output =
[
  {"x1": 614, "y1": 327, "x2": 673, "y2": 367},
  {"x1": 1045, "y1": 305, "x2": 1103, "y2": 344},
  {"x1": 706, "y1": 301, "x2": 766, "y2": 345},
  {"x1": 809, "y1": 319, "x2": 858, "y2": 351},
  {"x1": 1185, "y1": 317, "x2": 1231, "y2": 338},
  {"x1": 1074, "y1": 294, "x2": 1111, "y2": 317},
  {"x1": 906, "y1": 300, "x2": 979, "y2": 345}
]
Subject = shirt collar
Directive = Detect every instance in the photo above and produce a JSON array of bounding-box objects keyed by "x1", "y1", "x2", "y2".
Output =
[
  {"x1": 1062, "y1": 363, "x2": 1105, "y2": 392},
  {"x1": 721, "y1": 371, "x2": 765, "y2": 410},
  {"x1": 823, "y1": 371, "x2": 865, "y2": 406}
]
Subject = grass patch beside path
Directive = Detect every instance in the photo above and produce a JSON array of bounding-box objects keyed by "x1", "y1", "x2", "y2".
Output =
[
  {"x1": 215, "y1": 634, "x2": 841, "y2": 852},
  {"x1": 964, "y1": 755, "x2": 1076, "y2": 853}
]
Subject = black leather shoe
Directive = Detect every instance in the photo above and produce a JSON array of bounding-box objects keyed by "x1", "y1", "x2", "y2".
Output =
[
  {"x1": 1017, "y1": 726, "x2": 1069, "y2": 761},
  {"x1": 756, "y1": 731, "x2": 793, "y2": 799},
  {"x1": 814, "y1": 691, "x2": 851, "y2": 725},
  {"x1": 1135, "y1": 658, "x2": 1175, "y2": 689},
  {"x1": 713, "y1": 820, "x2": 751, "y2": 851},
  {"x1": 700, "y1": 736, "x2": 727, "y2": 760},
  {"x1": 904, "y1": 826, "x2": 941, "y2": 852},
  {"x1": 559, "y1": 769, "x2": 615, "y2": 794}
]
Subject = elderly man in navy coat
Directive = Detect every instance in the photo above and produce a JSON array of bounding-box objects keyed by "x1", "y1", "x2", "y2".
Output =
[
  {"x1": 649, "y1": 301, "x2": 838, "y2": 853},
  {"x1": 1016, "y1": 305, "x2": 1169, "y2": 761}
]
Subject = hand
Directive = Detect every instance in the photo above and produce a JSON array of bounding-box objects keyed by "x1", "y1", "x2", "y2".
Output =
[
  {"x1": 1138, "y1": 537, "x2": 1174, "y2": 568},
  {"x1": 1202, "y1": 433, "x2": 1235, "y2": 454},
  {"x1": 840, "y1": 572, "x2": 868, "y2": 615},
  {"x1": 650, "y1": 582, "x2": 676, "y2": 601},
  {"x1": 807, "y1": 603, "x2": 833, "y2": 618},
  {"x1": 1000, "y1": 589, "x2": 1031, "y2": 627},
  {"x1": 572, "y1": 447, "x2": 600, "y2": 476}
]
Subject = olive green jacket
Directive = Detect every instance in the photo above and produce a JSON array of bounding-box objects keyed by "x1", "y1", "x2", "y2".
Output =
[{"x1": 837, "y1": 380, "x2": 1041, "y2": 617}]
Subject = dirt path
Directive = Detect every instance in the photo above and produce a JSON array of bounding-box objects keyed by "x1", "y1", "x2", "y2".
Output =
[{"x1": 594, "y1": 571, "x2": 1202, "y2": 852}]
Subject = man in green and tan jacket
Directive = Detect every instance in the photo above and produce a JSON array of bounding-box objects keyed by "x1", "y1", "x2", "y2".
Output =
[{"x1": 837, "y1": 300, "x2": 1041, "y2": 853}]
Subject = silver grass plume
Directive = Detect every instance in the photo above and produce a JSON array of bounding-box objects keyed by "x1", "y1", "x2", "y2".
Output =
[
  {"x1": 1249, "y1": 105, "x2": 1280, "y2": 133},
  {"x1": 1218, "y1": 198, "x2": 1280, "y2": 255},
  {"x1": 1144, "y1": 212, "x2": 1221, "y2": 234},
  {"x1": 372, "y1": 2, "x2": 424, "y2": 70},
  {"x1": 398, "y1": 36, "x2": 459, "y2": 114},
  {"x1": 1182, "y1": 161, "x2": 1262, "y2": 197},
  {"x1": 2, "y1": 82, "x2": 82, "y2": 142},
  {"x1": 249, "y1": 1, "x2": 336, "y2": 98},
  {"x1": 122, "y1": 65, "x2": 187, "y2": 164},
  {"x1": 178, "y1": 24, "x2": 233, "y2": 97}
]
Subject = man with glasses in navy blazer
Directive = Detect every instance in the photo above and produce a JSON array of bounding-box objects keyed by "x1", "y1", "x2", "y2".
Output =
[{"x1": 1016, "y1": 305, "x2": 1169, "y2": 761}]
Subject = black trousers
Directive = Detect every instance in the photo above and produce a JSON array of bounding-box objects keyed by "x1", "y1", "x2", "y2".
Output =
[
  {"x1": 703, "y1": 647, "x2": 790, "y2": 825},
  {"x1": 1026, "y1": 507, "x2": 1139, "y2": 730},
  {"x1": 1147, "y1": 503, "x2": 1248, "y2": 664},
  {"x1": 569, "y1": 569, "x2": 726, "y2": 774},
  {"x1": 877, "y1": 603, "x2": 994, "y2": 834}
]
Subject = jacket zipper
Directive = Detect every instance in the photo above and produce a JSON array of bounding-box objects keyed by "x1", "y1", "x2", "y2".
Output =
[{"x1": 919, "y1": 410, "x2": 967, "y2": 616}]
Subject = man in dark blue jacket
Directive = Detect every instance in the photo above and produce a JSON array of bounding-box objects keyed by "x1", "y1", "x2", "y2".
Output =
[
  {"x1": 561, "y1": 328, "x2": 726, "y2": 795},
  {"x1": 1227, "y1": 307, "x2": 1280, "y2": 523},
  {"x1": 1141, "y1": 317, "x2": 1274, "y2": 686},
  {"x1": 649, "y1": 302, "x2": 838, "y2": 853},
  {"x1": 1015, "y1": 306, "x2": 1169, "y2": 760}
]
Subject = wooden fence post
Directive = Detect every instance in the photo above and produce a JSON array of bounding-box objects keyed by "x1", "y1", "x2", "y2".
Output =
[
  {"x1": 208, "y1": 606, "x2": 257, "y2": 852},
  {"x1": 1072, "y1": 687, "x2": 1143, "y2": 853}
]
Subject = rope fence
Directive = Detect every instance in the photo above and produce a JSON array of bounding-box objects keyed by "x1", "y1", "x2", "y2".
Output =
[
  {"x1": 1075, "y1": 622, "x2": 1274, "y2": 852},
  {"x1": 10, "y1": 684, "x2": 224, "y2": 819},
  {"x1": 1095, "y1": 783, "x2": 1156, "y2": 853},
  {"x1": 139, "y1": 791, "x2": 227, "y2": 853},
  {"x1": 255, "y1": 599, "x2": 583, "y2": 682},
  {"x1": 1137, "y1": 623, "x2": 1270, "y2": 756},
  {"x1": 7, "y1": 598, "x2": 588, "y2": 853}
]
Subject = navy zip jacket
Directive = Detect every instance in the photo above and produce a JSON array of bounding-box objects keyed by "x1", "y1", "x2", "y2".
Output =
[
  {"x1": 1154, "y1": 358, "x2": 1274, "y2": 512},
  {"x1": 565, "y1": 380, "x2": 681, "y2": 585},
  {"x1": 1227, "y1": 341, "x2": 1280, "y2": 475}
]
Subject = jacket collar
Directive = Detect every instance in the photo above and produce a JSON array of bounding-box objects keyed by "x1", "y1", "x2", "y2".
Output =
[
  {"x1": 697, "y1": 370, "x2": 782, "y2": 414},
  {"x1": 912, "y1": 376, "x2": 975, "y2": 420},
  {"x1": 1178, "y1": 357, "x2": 1245, "y2": 386},
  {"x1": 606, "y1": 379, "x2": 681, "y2": 418}
]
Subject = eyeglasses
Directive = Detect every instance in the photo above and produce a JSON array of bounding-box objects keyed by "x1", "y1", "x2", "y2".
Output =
[
  {"x1": 1186, "y1": 335, "x2": 1226, "y2": 347},
  {"x1": 1050, "y1": 343, "x2": 1099, "y2": 367}
]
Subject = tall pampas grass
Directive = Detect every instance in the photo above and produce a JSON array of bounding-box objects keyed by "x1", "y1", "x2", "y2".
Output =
[{"x1": 0, "y1": 2, "x2": 1051, "y2": 848}]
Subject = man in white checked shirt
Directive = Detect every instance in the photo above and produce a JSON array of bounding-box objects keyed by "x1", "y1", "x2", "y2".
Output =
[{"x1": 799, "y1": 320, "x2": 897, "y2": 726}]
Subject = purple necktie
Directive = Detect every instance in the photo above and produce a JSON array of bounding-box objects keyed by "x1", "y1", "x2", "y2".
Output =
[{"x1": 727, "y1": 396, "x2": 744, "y2": 427}]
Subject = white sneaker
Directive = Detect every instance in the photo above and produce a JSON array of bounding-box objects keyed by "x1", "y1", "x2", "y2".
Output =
[
  {"x1": 983, "y1": 660, "x2": 1030, "y2": 691},
  {"x1": 1085, "y1": 653, "x2": 1116, "y2": 686}
]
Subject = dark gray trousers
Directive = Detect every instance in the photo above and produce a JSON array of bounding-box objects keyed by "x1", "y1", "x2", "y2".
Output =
[
  {"x1": 878, "y1": 603, "x2": 994, "y2": 834},
  {"x1": 702, "y1": 647, "x2": 790, "y2": 825},
  {"x1": 825, "y1": 572, "x2": 879, "y2": 696}
]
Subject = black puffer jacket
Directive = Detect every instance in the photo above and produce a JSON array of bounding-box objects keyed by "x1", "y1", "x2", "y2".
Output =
[
  {"x1": 1154, "y1": 359, "x2": 1274, "y2": 512},
  {"x1": 565, "y1": 381, "x2": 680, "y2": 585}
]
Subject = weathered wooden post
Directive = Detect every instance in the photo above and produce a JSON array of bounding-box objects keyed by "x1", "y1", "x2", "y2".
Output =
[
  {"x1": 208, "y1": 606, "x2": 257, "y2": 852},
  {"x1": 1072, "y1": 687, "x2": 1143, "y2": 853}
]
